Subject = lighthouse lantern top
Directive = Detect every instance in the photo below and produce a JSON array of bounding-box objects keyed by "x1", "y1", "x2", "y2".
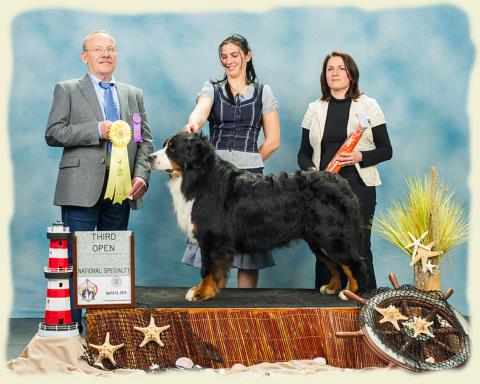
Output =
[
  {"x1": 48, "y1": 220, "x2": 70, "y2": 234},
  {"x1": 47, "y1": 221, "x2": 70, "y2": 240}
]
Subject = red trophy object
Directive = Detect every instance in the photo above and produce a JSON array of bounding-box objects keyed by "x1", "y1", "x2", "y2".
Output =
[
  {"x1": 38, "y1": 221, "x2": 79, "y2": 337},
  {"x1": 325, "y1": 113, "x2": 370, "y2": 173}
]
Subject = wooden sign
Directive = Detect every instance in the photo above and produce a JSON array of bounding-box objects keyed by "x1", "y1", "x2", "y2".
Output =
[{"x1": 73, "y1": 231, "x2": 135, "y2": 308}]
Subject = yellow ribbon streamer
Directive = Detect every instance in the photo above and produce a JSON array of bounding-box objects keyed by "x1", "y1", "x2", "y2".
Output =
[{"x1": 104, "y1": 120, "x2": 132, "y2": 204}]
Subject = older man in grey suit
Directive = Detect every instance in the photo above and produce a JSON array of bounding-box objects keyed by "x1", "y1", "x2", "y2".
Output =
[{"x1": 45, "y1": 30, "x2": 154, "y2": 333}]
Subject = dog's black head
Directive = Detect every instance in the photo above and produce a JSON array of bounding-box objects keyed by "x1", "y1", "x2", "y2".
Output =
[{"x1": 149, "y1": 132, "x2": 215, "y2": 174}]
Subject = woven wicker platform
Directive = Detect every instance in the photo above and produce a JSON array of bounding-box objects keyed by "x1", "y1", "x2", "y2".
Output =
[{"x1": 85, "y1": 287, "x2": 386, "y2": 370}]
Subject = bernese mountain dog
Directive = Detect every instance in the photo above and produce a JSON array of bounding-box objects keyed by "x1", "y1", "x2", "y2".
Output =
[{"x1": 149, "y1": 133, "x2": 368, "y2": 301}]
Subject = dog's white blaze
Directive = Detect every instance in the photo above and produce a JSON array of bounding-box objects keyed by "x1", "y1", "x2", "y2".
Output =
[
  {"x1": 150, "y1": 148, "x2": 173, "y2": 171},
  {"x1": 168, "y1": 175, "x2": 197, "y2": 243}
]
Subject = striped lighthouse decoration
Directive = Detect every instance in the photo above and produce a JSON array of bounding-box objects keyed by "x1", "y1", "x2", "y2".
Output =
[{"x1": 38, "y1": 221, "x2": 79, "y2": 337}]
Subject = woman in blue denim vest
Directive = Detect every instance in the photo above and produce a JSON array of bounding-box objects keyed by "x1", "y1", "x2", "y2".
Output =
[{"x1": 183, "y1": 34, "x2": 280, "y2": 288}]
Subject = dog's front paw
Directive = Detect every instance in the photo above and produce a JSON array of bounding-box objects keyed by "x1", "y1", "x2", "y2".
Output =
[
  {"x1": 319, "y1": 284, "x2": 340, "y2": 295},
  {"x1": 185, "y1": 286, "x2": 199, "y2": 301},
  {"x1": 185, "y1": 276, "x2": 219, "y2": 301},
  {"x1": 185, "y1": 286, "x2": 215, "y2": 301}
]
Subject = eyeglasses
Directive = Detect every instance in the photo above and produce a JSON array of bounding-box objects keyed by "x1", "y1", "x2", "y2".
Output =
[{"x1": 84, "y1": 46, "x2": 117, "y2": 55}]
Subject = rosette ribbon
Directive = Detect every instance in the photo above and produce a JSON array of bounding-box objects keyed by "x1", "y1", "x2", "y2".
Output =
[
  {"x1": 132, "y1": 113, "x2": 143, "y2": 143},
  {"x1": 104, "y1": 120, "x2": 132, "y2": 204}
]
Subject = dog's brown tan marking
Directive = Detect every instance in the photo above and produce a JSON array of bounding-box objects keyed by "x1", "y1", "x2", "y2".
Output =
[
  {"x1": 185, "y1": 274, "x2": 219, "y2": 301},
  {"x1": 318, "y1": 257, "x2": 343, "y2": 294},
  {"x1": 185, "y1": 260, "x2": 228, "y2": 300},
  {"x1": 163, "y1": 134, "x2": 175, "y2": 148},
  {"x1": 148, "y1": 134, "x2": 183, "y2": 174},
  {"x1": 341, "y1": 265, "x2": 359, "y2": 293},
  {"x1": 307, "y1": 242, "x2": 343, "y2": 294},
  {"x1": 165, "y1": 136, "x2": 182, "y2": 172},
  {"x1": 169, "y1": 159, "x2": 182, "y2": 173}
]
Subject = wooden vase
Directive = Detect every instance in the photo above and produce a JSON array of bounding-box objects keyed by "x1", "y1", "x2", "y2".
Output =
[{"x1": 414, "y1": 263, "x2": 441, "y2": 291}]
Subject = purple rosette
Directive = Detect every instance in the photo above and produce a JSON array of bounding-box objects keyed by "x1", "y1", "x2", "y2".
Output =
[{"x1": 132, "y1": 113, "x2": 143, "y2": 143}]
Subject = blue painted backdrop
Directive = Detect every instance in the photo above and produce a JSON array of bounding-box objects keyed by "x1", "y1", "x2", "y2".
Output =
[{"x1": 9, "y1": 5, "x2": 473, "y2": 316}]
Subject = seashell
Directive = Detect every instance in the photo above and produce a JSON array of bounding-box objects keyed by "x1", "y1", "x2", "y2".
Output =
[
  {"x1": 175, "y1": 356, "x2": 194, "y2": 369},
  {"x1": 313, "y1": 357, "x2": 327, "y2": 365}
]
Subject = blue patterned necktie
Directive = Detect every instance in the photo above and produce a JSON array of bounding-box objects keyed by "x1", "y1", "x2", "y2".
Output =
[{"x1": 99, "y1": 81, "x2": 120, "y2": 153}]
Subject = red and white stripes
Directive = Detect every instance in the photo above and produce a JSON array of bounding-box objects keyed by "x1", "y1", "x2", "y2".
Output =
[
  {"x1": 47, "y1": 239, "x2": 69, "y2": 271},
  {"x1": 44, "y1": 279, "x2": 72, "y2": 325},
  {"x1": 38, "y1": 221, "x2": 79, "y2": 337}
]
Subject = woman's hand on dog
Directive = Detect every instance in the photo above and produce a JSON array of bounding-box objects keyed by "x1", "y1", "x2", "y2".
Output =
[{"x1": 183, "y1": 122, "x2": 200, "y2": 133}]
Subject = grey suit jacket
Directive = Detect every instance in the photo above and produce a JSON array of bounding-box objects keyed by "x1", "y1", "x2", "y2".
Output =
[{"x1": 45, "y1": 74, "x2": 154, "y2": 209}]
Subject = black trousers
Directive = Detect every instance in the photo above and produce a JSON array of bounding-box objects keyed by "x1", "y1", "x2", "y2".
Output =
[
  {"x1": 315, "y1": 172, "x2": 377, "y2": 291},
  {"x1": 61, "y1": 174, "x2": 130, "y2": 334}
]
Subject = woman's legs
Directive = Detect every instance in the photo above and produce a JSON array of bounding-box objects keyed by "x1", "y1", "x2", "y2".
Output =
[
  {"x1": 347, "y1": 178, "x2": 377, "y2": 291},
  {"x1": 237, "y1": 268, "x2": 259, "y2": 288}
]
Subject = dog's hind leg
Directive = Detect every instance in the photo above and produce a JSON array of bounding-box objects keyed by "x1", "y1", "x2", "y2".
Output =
[
  {"x1": 340, "y1": 265, "x2": 358, "y2": 292},
  {"x1": 324, "y1": 247, "x2": 368, "y2": 300},
  {"x1": 339, "y1": 256, "x2": 369, "y2": 297},
  {"x1": 317, "y1": 256, "x2": 343, "y2": 294},
  {"x1": 337, "y1": 264, "x2": 363, "y2": 301},
  {"x1": 307, "y1": 241, "x2": 343, "y2": 294}
]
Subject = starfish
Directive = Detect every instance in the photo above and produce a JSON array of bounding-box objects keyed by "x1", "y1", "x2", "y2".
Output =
[
  {"x1": 375, "y1": 305, "x2": 409, "y2": 330},
  {"x1": 409, "y1": 241, "x2": 442, "y2": 272},
  {"x1": 134, "y1": 316, "x2": 170, "y2": 347},
  {"x1": 425, "y1": 260, "x2": 438, "y2": 274},
  {"x1": 89, "y1": 332, "x2": 124, "y2": 368},
  {"x1": 403, "y1": 316, "x2": 435, "y2": 338},
  {"x1": 404, "y1": 231, "x2": 430, "y2": 260}
]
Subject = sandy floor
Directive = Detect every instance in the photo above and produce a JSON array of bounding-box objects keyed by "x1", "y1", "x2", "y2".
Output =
[{"x1": 5, "y1": 334, "x2": 388, "y2": 377}]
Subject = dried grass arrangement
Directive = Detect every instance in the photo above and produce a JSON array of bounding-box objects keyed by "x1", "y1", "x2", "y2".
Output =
[{"x1": 372, "y1": 167, "x2": 468, "y2": 289}]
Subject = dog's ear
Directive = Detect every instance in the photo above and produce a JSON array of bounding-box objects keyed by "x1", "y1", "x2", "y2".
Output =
[
  {"x1": 188, "y1": 136, "x2": 214, "y2": 170},
  {"x1": 162, "y1": 133, "x2": 176, "y2": 149}
]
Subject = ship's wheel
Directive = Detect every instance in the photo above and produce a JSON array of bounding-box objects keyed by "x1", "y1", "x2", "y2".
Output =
[{"x1": 336, "y1": 273, "x2": 470, "y2": 371}]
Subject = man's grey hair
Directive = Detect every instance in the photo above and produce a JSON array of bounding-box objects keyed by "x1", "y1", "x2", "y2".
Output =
[{"x1": 82, "y1": 30, "x2": 117, "y2": 51}]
